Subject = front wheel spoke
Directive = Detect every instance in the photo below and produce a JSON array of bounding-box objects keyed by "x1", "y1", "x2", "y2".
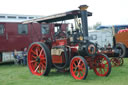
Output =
[
  {"x1": 78, "y1": 60, "x2": 81, "y2": 66},
  {"x1": 73, "y1": 66, "x2": 76, "y2": 69},
  {"x1": 81, "y1": 69, "x2": 85, "y2": 74},
  {"x1": 79, "y1": 63, "x2": 85, "y2": 69},
  {"x1": 73, "y1": 69, "x2": 77, "y2": 73},
  {"x1": 73, "y1": 63, "x2": 77, "y2": 67},
  {"x1": 76, "y1": 60, "x2": 79, "y2": 65},
  {"x1": 77, "y1": 71, "x2": 80, "y2": 77},
  {"x1": 79, "y1": 72, "x2": 82, "y2": 77},
  {"x1": 78, "y1": 66, "x2": 83, "y2": 70},
  {"x1": 81, "y1": 63, "x2": 85, "y2": 68},
  {"x1": 99, "y1": 68, "x2": 102, "y2": 74}
]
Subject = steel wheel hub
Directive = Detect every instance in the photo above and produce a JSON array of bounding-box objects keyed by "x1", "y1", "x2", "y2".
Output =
[{"x1": 36, "y1": 57, "x2": 40, "y2": 63}]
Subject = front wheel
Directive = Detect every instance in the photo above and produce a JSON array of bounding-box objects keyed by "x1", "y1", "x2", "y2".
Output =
[
  {"x1": 70, "y1": 56, "x2": 88, "y2": 80},
  {"x1": 93, "y1": 53, "x2": 111, "y2": 77}
]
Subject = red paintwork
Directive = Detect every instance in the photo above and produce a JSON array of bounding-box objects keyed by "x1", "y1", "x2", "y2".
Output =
[
  {"x1": 70, "y1": 44, "x2": 79, "y2": 57},
  {"x1": 84, "y1": 57, "x2": 94, "y2": 69},
  {"x1": 110, "y1": 57, "x2": 123, "y2": 67},
  {"x1": 28, "y1": 43, "x2": 46, "y2": 76},
  {"x1": 52, "y1": 55, "x2": 65, "y2": 64},
  {"x1": 52, "y1": 38, "x2": 67, "y2": 47},
  {"x1": 70, "y1": 56, "x2": 87, "y2": 80},
  {"x1": 0, "y1": 22, "x2": 68, "y2": 52},
  {"x1": 118, "y1": 28, "x2": 128, "y2": 34},
  {"x1": 93, "y1": 54, "x2": 110, "y2": 76},
  {"x1": 0, "y1": 22, "x2": 40, "y2": 52}
]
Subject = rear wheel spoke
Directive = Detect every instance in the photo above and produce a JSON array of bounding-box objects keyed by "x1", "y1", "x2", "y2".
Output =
[
  {"x1": 38, "y1": 64, "x2": 41, "y2": 73},
  {"x1": 39, "y1": 49, "x2": 43, "y2": 57},
  {"x1": 40, "y1": 62, "x2": 46, "y2": 70},
  {"x1": 31, "y1": 55, "x2": 37, "y2": 59},
  {"x1": 31, "y1": 50, "x2": 38, "y2": 56},
  {"x1": 36, "y1": 48, "x2": 39, "y2": 56},
  {"x1": 40, "y1": 55, "x2": 46, "y2": 61},
  {"x1": 33, "y1": 62, "x2": 38, "y2": 69},
  {"x1": 34, "y1": 64, "x2": 40, "y2": 72},
  {"x1": 30, "y1": 60, "x2": 36, "y2": 63}
]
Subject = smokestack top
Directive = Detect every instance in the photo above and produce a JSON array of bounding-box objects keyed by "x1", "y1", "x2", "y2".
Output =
[{"x1": 79, "y1": 5, "x2": 88, "y2": 10}]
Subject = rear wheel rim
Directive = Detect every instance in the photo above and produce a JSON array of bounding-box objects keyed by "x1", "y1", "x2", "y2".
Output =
[
  {"x1": 70, "y1": 57, "x2": 87, "y2": 80},
  {"x1": 28, "y1": 44, "x2": 47, "y2": 76},
  {"x1": 118, "y1": 57, "x2": 124, "y2": 66},
  {"x1": 94, "y1": 54, "x2": 110, "y2": 76}
]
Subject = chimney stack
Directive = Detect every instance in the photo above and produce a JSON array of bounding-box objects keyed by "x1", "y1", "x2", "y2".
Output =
[{"x1": 79, "y1": 5, "x2": 89, "y2": 40}]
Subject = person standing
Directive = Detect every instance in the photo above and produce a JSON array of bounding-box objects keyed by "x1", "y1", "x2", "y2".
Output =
[
  {"x1": 13, "y1": 49, "x2": 21, "y2": 65},
  {"x1": 22, "y1": 47, "x2": 27, "y2": 65}
]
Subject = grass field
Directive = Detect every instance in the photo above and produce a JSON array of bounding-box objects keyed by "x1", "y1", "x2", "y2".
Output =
[{"x1": 0, "y1": 59, "x2": 128, "y2": 85}]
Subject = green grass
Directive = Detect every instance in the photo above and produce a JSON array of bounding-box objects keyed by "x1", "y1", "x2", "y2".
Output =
[{"x1": 0, "y1": 59, "x2": 128, "y2": 85}]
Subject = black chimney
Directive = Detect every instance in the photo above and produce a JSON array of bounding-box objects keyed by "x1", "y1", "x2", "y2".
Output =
[{"x1": 79, "y1": 5, "x2": 89, "y2": 40}]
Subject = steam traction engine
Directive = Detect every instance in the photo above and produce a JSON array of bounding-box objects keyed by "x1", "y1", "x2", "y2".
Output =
[{"x1": 23, "y1": 5, "x2": 111, "y2": 80}]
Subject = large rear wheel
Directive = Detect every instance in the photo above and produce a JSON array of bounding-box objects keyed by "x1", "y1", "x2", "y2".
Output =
[
  {"x1": 93, "y1": 54, "x2": 111, "y2": 77},
  {"x1": 70, "y1": 56, "x2": 88, "y2": 80},
  {"x1": 28, "y1": 42, "x2": 52, "y2": 76}
]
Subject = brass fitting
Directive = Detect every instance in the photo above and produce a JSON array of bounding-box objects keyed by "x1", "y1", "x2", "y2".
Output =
[{"x1": 79, "y1": 5, "x2": 88, "y2": 10}]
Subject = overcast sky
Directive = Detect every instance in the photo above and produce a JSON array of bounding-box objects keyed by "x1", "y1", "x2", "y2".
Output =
[{"x1": 0, "y1": 0, "x2": 128, "y2": 26}]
